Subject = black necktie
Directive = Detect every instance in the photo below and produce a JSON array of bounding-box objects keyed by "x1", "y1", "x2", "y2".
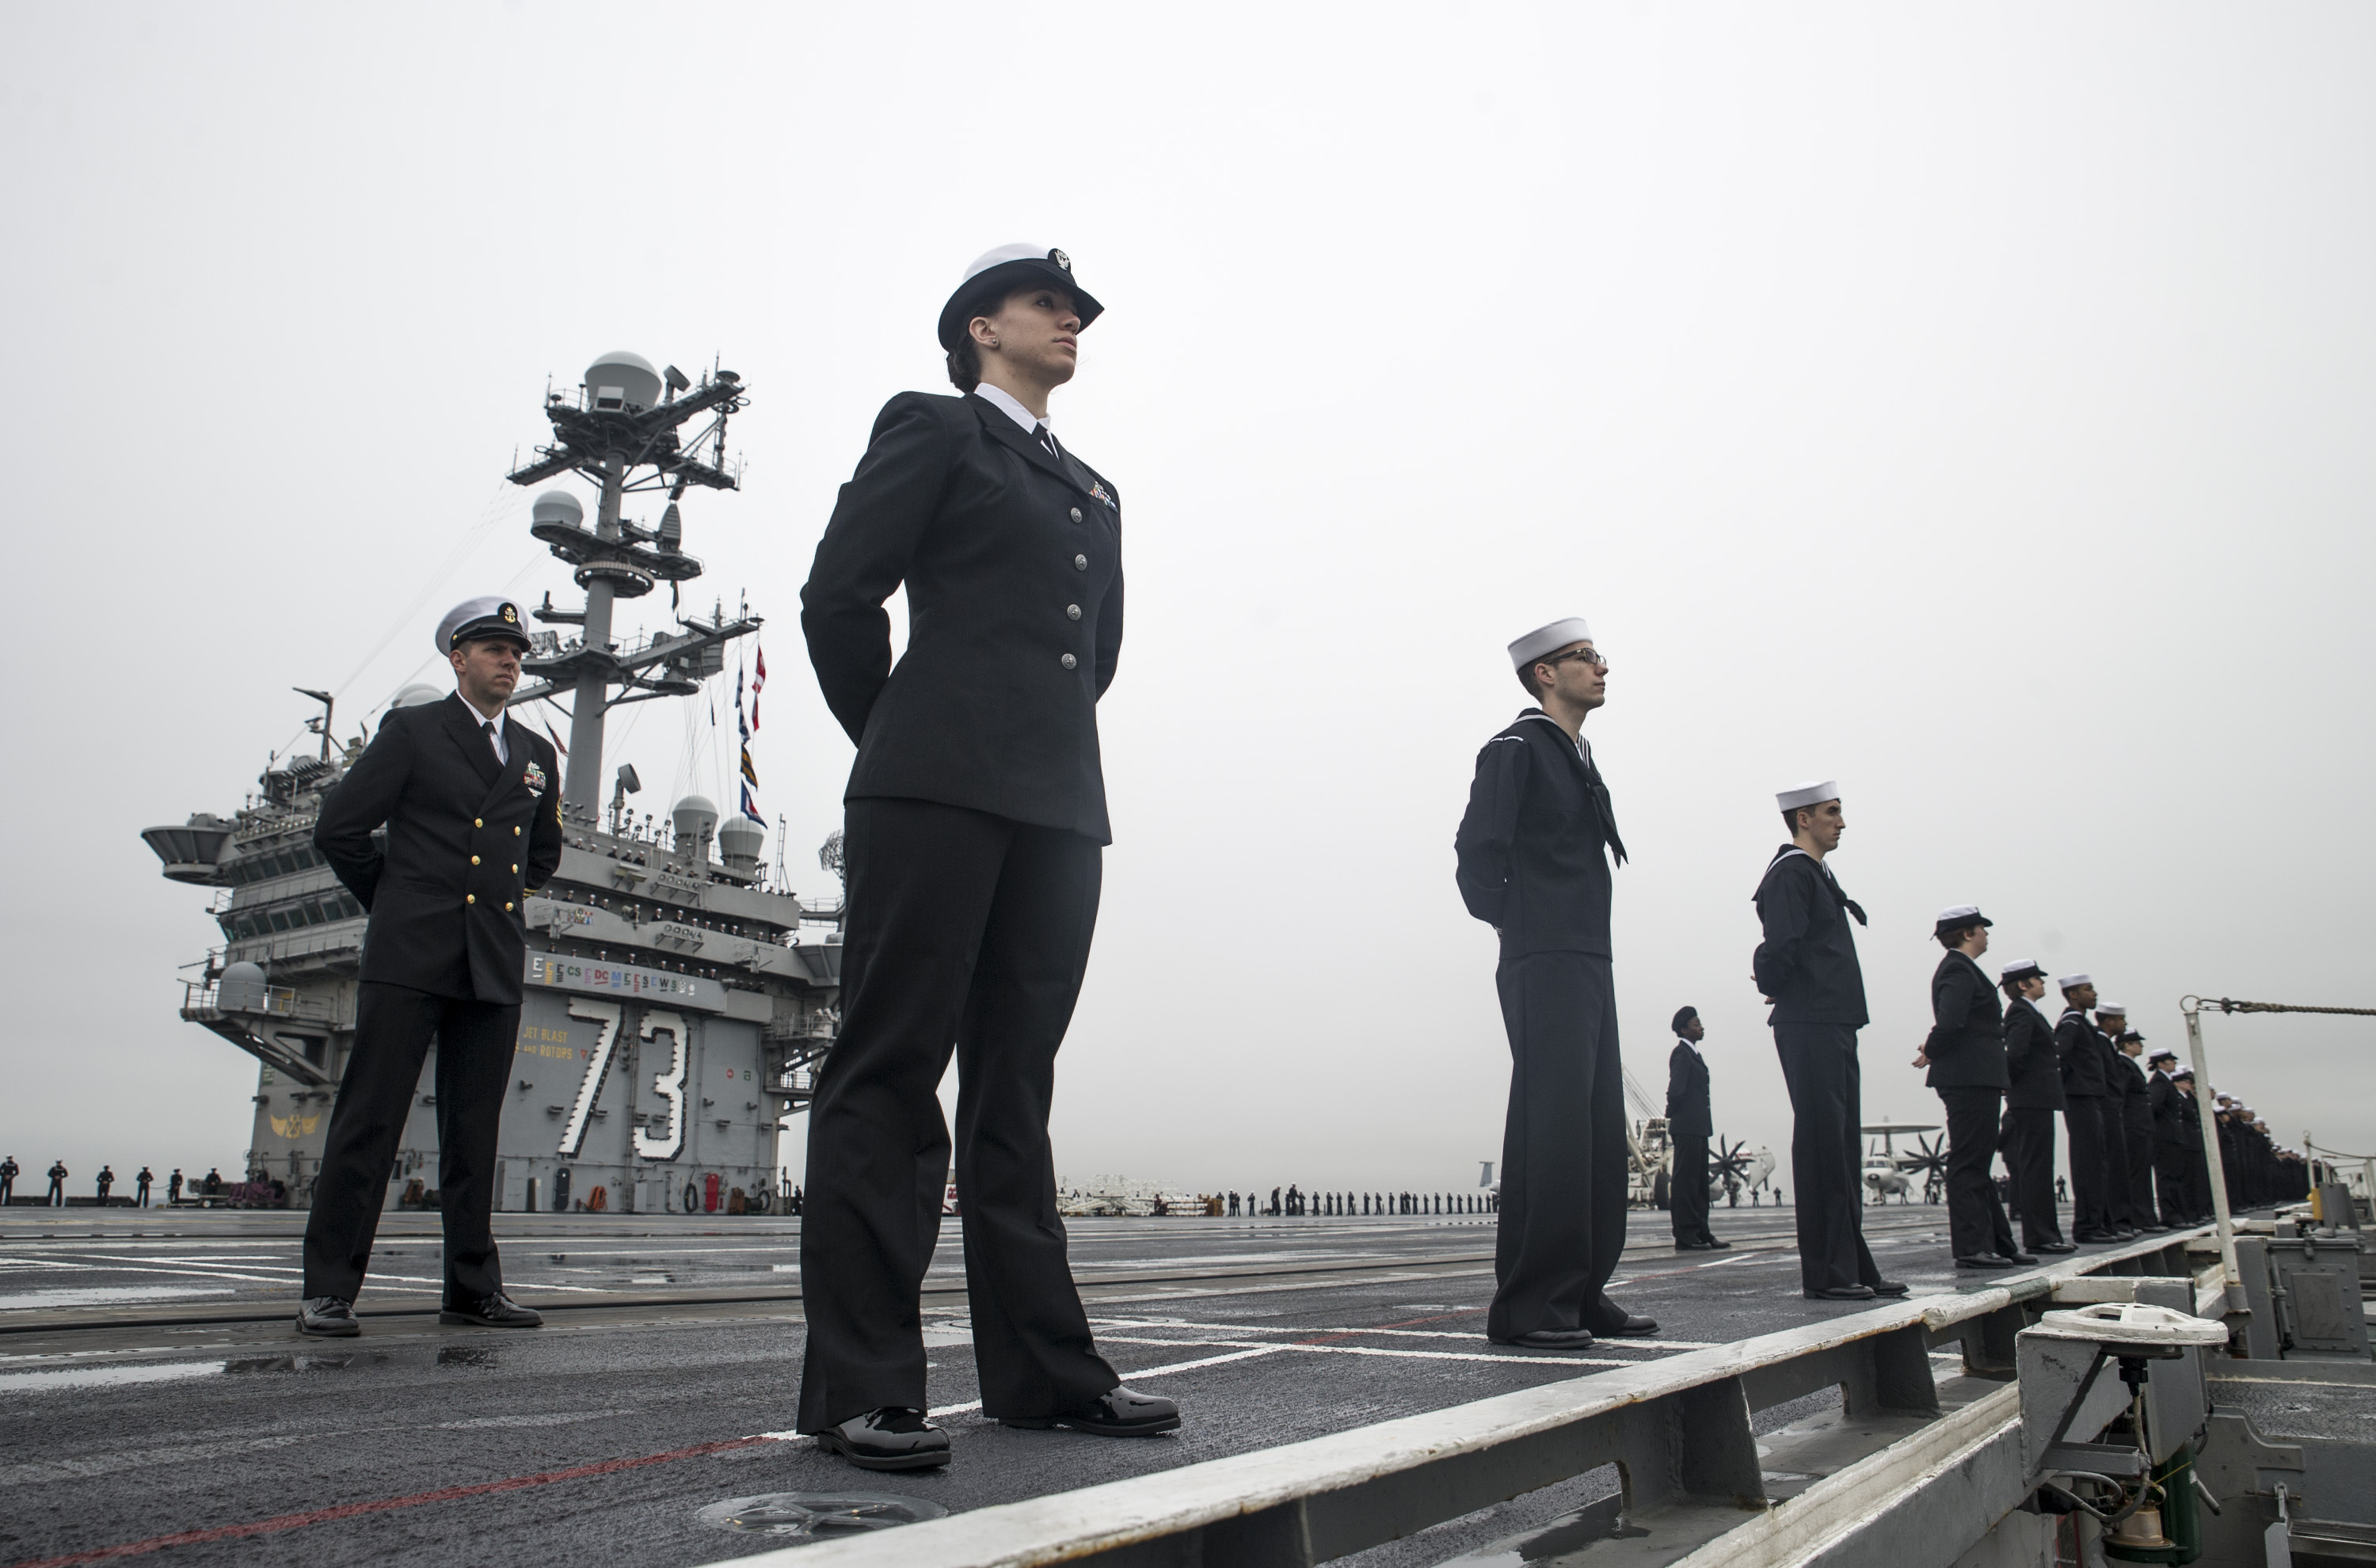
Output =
[
  {"x1": 1034, "y1": 422, "x2": 1060, "y2": 459},
  {"x1": 484, "y1": 721, "x2": 504, "y2": 765}
]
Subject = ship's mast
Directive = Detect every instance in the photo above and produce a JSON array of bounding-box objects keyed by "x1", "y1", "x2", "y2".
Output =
[{"x1": 503, "y1": 352, "x2": 756, "y2": 816}]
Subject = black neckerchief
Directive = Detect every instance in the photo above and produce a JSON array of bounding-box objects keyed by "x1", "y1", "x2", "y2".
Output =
[
  {"x1": 1761, "y1": 843, "x2": 1866, "y2": 925},
  {"x1": 1516, "y1": 710, "x2": 1628, "y2": 865}
]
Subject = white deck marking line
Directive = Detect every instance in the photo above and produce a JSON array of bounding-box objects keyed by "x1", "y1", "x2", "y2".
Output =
[
  {"x1": 0, "y1": 1256, "x2": 305, "y2": 1288},
  {"x1": 747, "y1": 1347, "x2": 1293, "y2": 1441},
  {"x1": 1090, "y1": 1334, "x2": 1633, "y2": 1368},
  {"x1": 1088, "y1": 1316, "x2": 1715, "y2": 1350}
]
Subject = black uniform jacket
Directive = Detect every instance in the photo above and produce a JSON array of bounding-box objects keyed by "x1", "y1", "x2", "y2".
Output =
[
  {"x1": 800, "y1": 391, "x2": 1124, "y2": 844},
  {"x1": 315, "y1": 694, "x2": 564, "y2": 1005},
  {"x1": 1924, "y1": 950, "x2": 2010, "y2": 1090},
  {"x1": 2149, "y1": 1071, "x2": 2191, "y2": 1145},
  {"x1": 2002, "y1": 996, "x2": 2067, "y2": 1111},
  {"x1": 1666, "y1": 1041, "x2": 1712, "y2": 1138},
  {"x1": 1453, "y1": 711, "x2": 1625, "y2": 958},
  {"x1": 2054, "y1": 1008, "x2": 2112, "y2": 1098},
  {"x1": 1750, "y1": 848, "x2": 1868, "y2": 1027},
  {"x1": 2114, "y1": 1053, "x2": 2153, "y2": 1134}
]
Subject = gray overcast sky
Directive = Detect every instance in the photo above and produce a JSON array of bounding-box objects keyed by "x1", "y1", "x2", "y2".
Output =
[{"x1": 6, "y1": 4, "x2": 2370, "y2": 1193}]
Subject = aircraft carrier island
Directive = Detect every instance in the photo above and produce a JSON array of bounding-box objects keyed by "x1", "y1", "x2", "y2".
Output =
[{"x1": 139, "y1": 352, "x2": 841, "y2": 1217}]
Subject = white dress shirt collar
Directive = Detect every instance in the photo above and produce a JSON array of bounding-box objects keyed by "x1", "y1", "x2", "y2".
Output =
[
  {"x1": 459, "y1": 691, "x2": 508, "y2": 763},
  {"x1": 971, "y1": 381, "x2": 1048, "y2": 436}
]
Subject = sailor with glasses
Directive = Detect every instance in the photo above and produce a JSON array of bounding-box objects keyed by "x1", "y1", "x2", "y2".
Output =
[{"x1": 1455, "y1": 618, "x2": 1657, "y2": 1351}]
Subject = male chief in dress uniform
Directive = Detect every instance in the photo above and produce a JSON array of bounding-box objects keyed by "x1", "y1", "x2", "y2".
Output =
[
  {"x1": 1997, "y1": 960, "x2": 2075, "y2": 1254},
  {"x1": 1753, "y1": 782, "x2": 1906, "y2": 1302},
  {"x1": 796, "y1": 245, "x2": 1175, "y2": 1471},
  {"x1": 1455, "y1": 617, "x2": 1656, "y2": 1349},
  {"x1": 297, "y1": 596, "x2": 562, "y2": 1337},
  {"x1": 1915, "y1": 907, "x2": 2028, "y2": 1269},
  {"x1": 2054, "y1": 975, "x2": 2127, "y2": 1243},
  {"x1": 1667, "y1": 1008, "x2": 1727, "y2": 1251}
]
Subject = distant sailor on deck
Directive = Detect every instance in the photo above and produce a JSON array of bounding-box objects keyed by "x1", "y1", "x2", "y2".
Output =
[
  {"x1": 795, "y1": 244, "x2": 1173, "y2": 1471},
  {"x1": 1997, "y1": 960, "x2": 2074, "y2": 1254},
  {"x1": 1667, "y1": 1007, "x2": 1727, "y2": 1252},
  {"x1": 299, "y1": 596, "x2": 563, "y2": 1338},
  {"x1": 2113, "y1": 1028, "x2": 2165, "y2": 1231},
  {"x1": 2147, "y1": 1049, "x2": 2195, "y2": 1225},
  {"x1": 1752, "y1": 782, "x2": 1906, "y2": 1302},
  {"x1": 1455, "y1": 617, "x2": 1657, "y2": 1349},
  {"x1": 1914, "y1": 907, "x2": 2028, "y2": 1269}
]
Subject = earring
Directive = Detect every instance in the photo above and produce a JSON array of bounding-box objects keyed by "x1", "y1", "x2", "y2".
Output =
[{"x1": 986, "y1": 338, "x2": 1000, "y2": 348}]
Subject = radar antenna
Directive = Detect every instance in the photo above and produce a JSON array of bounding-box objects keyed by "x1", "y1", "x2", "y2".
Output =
[{"x1": 503, "y1": 353, "x2": 759, "y2": 816}]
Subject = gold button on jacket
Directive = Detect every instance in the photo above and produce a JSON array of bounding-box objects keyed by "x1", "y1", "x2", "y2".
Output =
[{"x1": 466, "y1": 893, "x2": 476, "y2": 904}]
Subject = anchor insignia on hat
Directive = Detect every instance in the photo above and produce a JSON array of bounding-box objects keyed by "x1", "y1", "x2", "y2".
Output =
[
  {"x1": 1049, "y1": 249, "x2": 1071, "y2": 271},
  {"x1": 501, "y1": 604, "x2": 518, "y2": 622}
]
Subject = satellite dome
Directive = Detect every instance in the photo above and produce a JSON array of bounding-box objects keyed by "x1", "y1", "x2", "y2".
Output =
[
  {"x1": 586, "y1": 351, "x2": 662, "y2": 415},
  {"x1": 671, "y1": 794, "x2": 719, "y2": 849},
  {"x1": 717, "y1": 813, "x2": 765, "y2": 870},
  {"x1": 391, "y1": 683, "x2": 444, "y2": 709},
  {"x1": 217, "y1": 961, "x2": 270, "y2": 1013},
  {"x1": 531, "y1": 489, "x2": 584, "y2": 529}
]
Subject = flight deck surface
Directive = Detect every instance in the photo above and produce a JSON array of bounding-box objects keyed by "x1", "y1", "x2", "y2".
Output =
[{"x1": 1, "y1": 1204, "x2": 2074, "y2": 1567}]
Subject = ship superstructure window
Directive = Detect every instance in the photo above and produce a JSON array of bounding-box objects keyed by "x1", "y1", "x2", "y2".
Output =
[{"x1": 228, "y1": 843, "x2": 329, "y2": 886}]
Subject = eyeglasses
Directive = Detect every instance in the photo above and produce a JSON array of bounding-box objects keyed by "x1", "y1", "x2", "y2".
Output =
[{"x1": 1548, "y1": 647, "x2": 1608, "y2": 669}]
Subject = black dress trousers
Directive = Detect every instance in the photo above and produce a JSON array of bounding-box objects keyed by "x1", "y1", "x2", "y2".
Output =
[
  {"x1": 796, "y1": 797, "x2": 1119, "y2": 1433},
  {"x1": 1773, "y1": 1023, "x2": 1882, "y2": 1294},
  {"x1": 1487, "y1": 953, "x2": 1630, "y2": 1341},
  {"x1": 302, "y1": 982, "x2": 514, "y2": 1302},
  {"x1": 2064, "y1": 1095, "x2": 2115, "y2": 1235},
  {"x1": 1939, "y1": 1087, "x2": 2018, "y2": 1259},
  {"x1": 2000, "y1": 1107, "x2": 2063, "y2": 1248},
  {"x1": 1670, "y1": 1131, "x2": 1713, "y2": 1245},
  {"x1": 2154, "y1": 1143, "x2": 2193, "y2": 1224}
]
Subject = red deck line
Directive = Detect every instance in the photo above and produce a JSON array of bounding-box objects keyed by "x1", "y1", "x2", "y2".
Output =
[{"x1": 8, "y1": 1435, "x2": 778, "y2": 1568}]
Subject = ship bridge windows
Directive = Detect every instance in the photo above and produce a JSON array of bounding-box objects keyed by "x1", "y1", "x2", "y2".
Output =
[
  {"x1": 220, "y1": 889, "x2": 364, "y2": 940},
  {"x1": 229, "y1": 843, "x2": 329, "y2": 887}
]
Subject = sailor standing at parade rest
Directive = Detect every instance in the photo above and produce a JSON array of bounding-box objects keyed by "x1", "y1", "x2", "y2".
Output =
[
  {"x1": 2146, "y1": 1048, "x2": 2197, "y2": 1226},
  {"x1": 2094, "y1": 1003, "x2": 2149, "y2": 1231},
  {"x1": 1751, "y1": 782, "x2": 1907, "y2": 1302},
  {"x1": 795, "y1": 243, "x2": 1172, "y2": 1471},
  {"x1": 2111, "y1": 1025, "x2": 2166, "y2": 1231},
  {"x1": 1996, "y1": 960, "x2": 2075, "y2": 1254},
  {"x1": 299, "y1": 597, "x2": 562, "y2": 1337},
  {"x1": 1454, "y1": 617, "x2": 1657, "y2": 1349},
  {"x1": 1667, "y1": 1007, "x2": 1727, "y2": 1251},
  {"x1": 1911, "y1": 908, "x2": 2029, "y2": 1269},
  {"x1": 2052, "y1": 975, "x2": 2128, "y2": 1243}
]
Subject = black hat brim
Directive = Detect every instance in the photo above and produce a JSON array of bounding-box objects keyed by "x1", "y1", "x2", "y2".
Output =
[
  {"x1": 1934, "y1": 915, "x2": 1993, "y2": 938},
  {"x1": 938, "y1": 259, "x2": 1104, "y2": 352},
  {"x1": 451, "y1": 620, "x2": 531, "y2": 652}
]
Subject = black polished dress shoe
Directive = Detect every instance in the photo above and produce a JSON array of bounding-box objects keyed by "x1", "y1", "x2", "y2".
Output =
[
  {"x1": 1597, "y1": 1315, "x2": 1659, "y2": 1337},
  {"x1": 817, "y1": 1407, "x2": 950, "y2": 1471},
  {"x1": 1002, "y1": 1385, "x2": 1180, "y2": 1437},
  {"x1": 1700, "y1": 1236, "x2": 1733, "y2": 1250},
  {"x1": 1675, "y1": 1239, "x2": 1717, "y2": 1251},
  {"x1": 439, "y1": 1291, "x2": 543, "y2": 1328},
  {"x1": 1804, "y1": 1284, "x2": 1875, "y2": 1301},
  {"x1": 296, "y1": 1296, "x2": 359, "y2": 1338},
  {"x1": 2035, "y1": 1241, "x2": 2078, "y2": 1254},
  {"x1": 2005, "y1": 1251, "x2": 2039, "y2": 1265},
  {"x1": 1955, "y1": 1254, "x2": 2016, "y2": 1269},
  {"x1": 1868, "y1": 1280, "x2": 1910, "y2": 1296},
  {"x1": 2073, "y1": 1230, "x2": 2116, "y2": 1243},
  {"x1": 1489, "y1": 1328, "x2": 1598, "y2": 1350}
]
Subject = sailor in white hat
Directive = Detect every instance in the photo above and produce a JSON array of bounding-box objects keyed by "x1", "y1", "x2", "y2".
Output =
[
  {"x1": 797, "y1": 243, "x2": 1163, "y2": 1469},
  {"x1": 1750, "y1": 781, "x2": 1906, "y2": 1300},
  {"x1": 2051, "y1": 972, "x2": 2130, "y2": 1242},
  {"x1": 1994, "y1": 958, "x2": 2074, "y2": 1253},
  {"x1": 1454, "y1": 618, "x2": 1654, "y2": 1349},
  {"x1": 1917, "y1": 907, "x2": 2027, "y2": 1268},
  {"x1": 299, "y1": 596, "x2": 562, "y2": 1339}
]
